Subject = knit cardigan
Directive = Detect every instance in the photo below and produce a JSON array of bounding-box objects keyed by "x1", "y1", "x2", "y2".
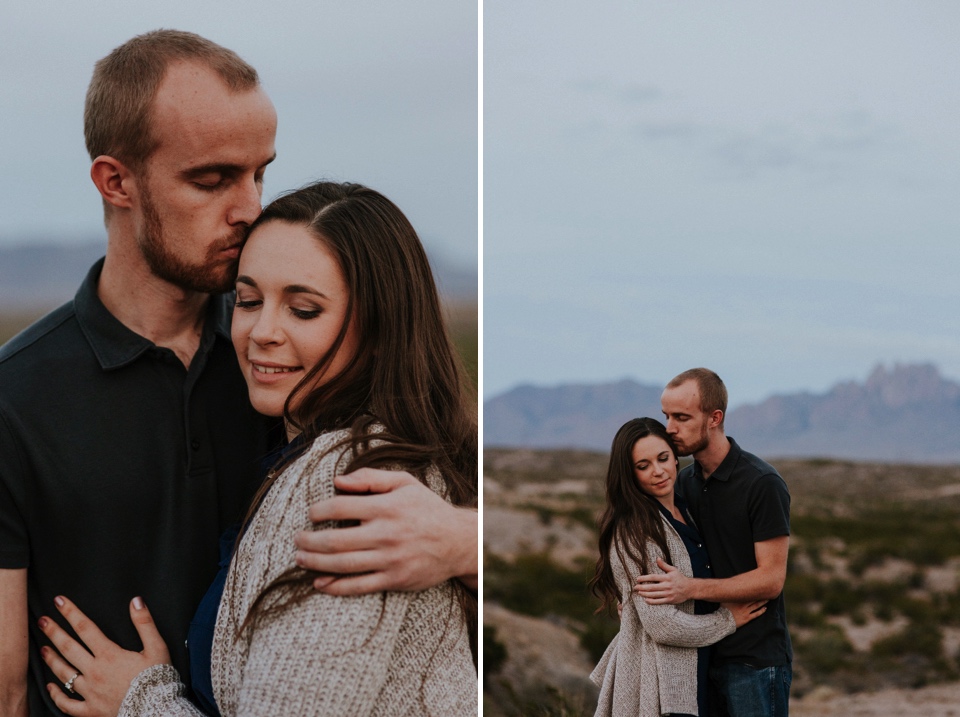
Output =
[
  {"x1": 118, "y1": 429, "x2": 477, "y2": 717},
  {"x1": 589, "y1": 513, "x2": 736, "y2": 717}
]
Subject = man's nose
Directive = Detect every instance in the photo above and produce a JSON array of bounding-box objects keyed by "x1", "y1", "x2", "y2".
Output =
[{"x1": 228, "y1": 177, "x2": 263, "y2": 226}]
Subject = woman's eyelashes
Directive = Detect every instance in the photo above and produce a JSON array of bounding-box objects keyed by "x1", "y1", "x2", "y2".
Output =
[
  {"x1": 290, "y1": 307, "x2": 322, "y2": 320},
  {"x1": 234, "y1": 301, "x2": 322, "y2": 321},
  {"x1": 235, "y1": 298, "x2": 262, "y2": 310}
]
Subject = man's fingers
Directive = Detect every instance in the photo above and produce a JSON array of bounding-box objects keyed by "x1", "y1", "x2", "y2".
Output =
[
  {"x1": 334, "y1": 467, "x2": 419, "y2": 495},
  {"x1": 313, "y1": 572, "x2": 392, "y2": 596},
  {"x1": 634, "y1": 574, "x2": 667, "y2": 585},
  {"x1": 128, "y1": 597, "x2": 169, "y2": 661},
  {"x1": 296, "y1": 548, "x2": 394, "y2": 576},
  {"x1": 294, "y1": 524, "x2": 388, "y2": 554},
  {"x1": 307, "y1": 494, "x2": 395, "y2": 524},
  {"x1": 642, "y1": 596, "x2": 672, "y2": 605}
]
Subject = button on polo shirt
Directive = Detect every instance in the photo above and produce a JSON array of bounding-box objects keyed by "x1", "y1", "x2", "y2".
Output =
[{"x1": 0, "y1": 259, "x2": 276, "y2": 716}]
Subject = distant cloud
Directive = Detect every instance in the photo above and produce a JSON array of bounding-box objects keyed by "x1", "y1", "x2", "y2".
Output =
[
  {"x1": 632, "y1": 120, "x2": 701, "y2": 140},
  {"x1": 571, "y1": 78, "x2": 665, "y2": 105},
  {"x1": 708, "y1": 115, "x2": 898, "y2": 179}
]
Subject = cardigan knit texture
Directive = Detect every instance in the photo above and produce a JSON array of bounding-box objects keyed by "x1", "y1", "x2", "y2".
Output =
[
  {"x1": 118, "y1": 428, "x2": 476, "y2": 716},
  {"x1": 590, "y1": 513, "x2": 736, "y2": 717}
]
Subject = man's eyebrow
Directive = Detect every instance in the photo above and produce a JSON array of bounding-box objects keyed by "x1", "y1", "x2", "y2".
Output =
[{"x1": 182, "y1": 154, "x2": 277, "y2": 179}]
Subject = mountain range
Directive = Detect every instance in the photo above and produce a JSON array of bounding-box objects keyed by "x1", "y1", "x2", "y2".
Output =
[
  {"x1": 483, "y1": 363, "x2": 960, "y2": 463},
  {"x1": 0, "y1": 239, "x2": 477, "y2": 309}
]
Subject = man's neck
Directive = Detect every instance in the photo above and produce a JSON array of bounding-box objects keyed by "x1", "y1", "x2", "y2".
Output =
[
  {"x1": 694, "y1": 433, "x2": 731, "y2": 479},
  {"x1": 98, "y1": 245, "x2": 211, "y2": 370}
]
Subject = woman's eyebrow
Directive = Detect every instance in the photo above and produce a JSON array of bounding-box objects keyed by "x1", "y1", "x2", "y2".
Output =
[
  {"x1": 284, "y1": 284, "x2": 328, "y2": 299},
  {"x1": 236, "y1": 275, "x2": 257, "y2": 287}
]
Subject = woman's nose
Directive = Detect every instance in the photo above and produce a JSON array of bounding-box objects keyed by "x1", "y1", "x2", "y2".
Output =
[{"x1": 250, "y1": 310, "x2": 283, "y2": 345}]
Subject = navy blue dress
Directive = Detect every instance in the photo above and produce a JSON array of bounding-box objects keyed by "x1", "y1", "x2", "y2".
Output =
[{"x1": 658, "y1": 496, "x2": 718, "y2": 717}]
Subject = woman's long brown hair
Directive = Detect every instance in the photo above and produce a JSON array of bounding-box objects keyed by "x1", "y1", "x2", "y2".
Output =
[
  {"x1": 589, "y1": 417, "x2": 678, "y2": 617},
  {"x1": 236, "y1": 181, "x2": 477, "y2": 638}
]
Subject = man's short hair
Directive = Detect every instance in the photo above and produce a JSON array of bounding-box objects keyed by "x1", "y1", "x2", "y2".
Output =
[
  {"x1": 667, "y1": 368, "x2": 728, "y2": 420},
  {"x1": 84, "y1": 29, "x2": 259, "y2": 171}
]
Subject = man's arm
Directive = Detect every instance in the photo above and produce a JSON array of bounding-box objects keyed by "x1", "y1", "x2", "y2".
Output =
[
  {"x1": 634, "y1": 535, "x2": 788, "y2": 604},
  {"x1": 0, "y1": 568, "x2": 28, "y2": 717},
  {"x1": 294, "y1": 468, "x2": 478, "y2": 595}
]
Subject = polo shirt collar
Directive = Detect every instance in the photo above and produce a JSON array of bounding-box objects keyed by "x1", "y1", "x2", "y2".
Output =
[{"x1": 74, "y1": 258, "x2": 233, "y2": 371}]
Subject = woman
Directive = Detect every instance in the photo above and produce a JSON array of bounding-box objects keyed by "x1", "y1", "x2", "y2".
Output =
[
  {"x1": 589, "y1": 418, "x2": 764, "y2": 717},
  {"x1": 36, "y1": 182, "x2": 478, "y2": 716}
]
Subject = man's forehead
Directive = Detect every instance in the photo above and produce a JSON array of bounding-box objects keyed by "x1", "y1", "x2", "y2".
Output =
[{"x1": 661, "y1": 381, "x2": 700, "y2": 410}]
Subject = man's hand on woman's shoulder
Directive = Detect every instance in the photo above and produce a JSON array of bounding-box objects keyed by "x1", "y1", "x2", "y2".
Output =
[{"x1": 294, "y1": 468, "x2": 478, "y2": 595}]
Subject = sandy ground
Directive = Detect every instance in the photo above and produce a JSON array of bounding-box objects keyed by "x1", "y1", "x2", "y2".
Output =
[{"x1": 792, "y1": 683, "x2": 960, "y2": 716}]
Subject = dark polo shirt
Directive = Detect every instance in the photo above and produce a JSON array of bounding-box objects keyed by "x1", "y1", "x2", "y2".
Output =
[
  {"x1": 0, "y1": 259, "x2": 274, "y2": 716},
  {"x1": 676, "y1": 437, "x2": 793, "y2": 667}
]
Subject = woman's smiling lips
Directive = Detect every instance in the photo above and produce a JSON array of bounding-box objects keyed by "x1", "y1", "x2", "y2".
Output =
[{"x1": 249, "y1": 361, "x2": 303, "y2": 384}]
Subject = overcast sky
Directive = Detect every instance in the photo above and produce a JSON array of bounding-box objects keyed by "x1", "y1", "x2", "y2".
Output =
[
  {"x1": 0, "y1": 1, "x2": 477, "y2": 268},
  {"x1": 484, "y1": 1, "x2": 960, "y2": 404}
]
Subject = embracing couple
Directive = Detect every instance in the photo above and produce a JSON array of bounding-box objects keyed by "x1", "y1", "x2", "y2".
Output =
[
  {"x1": 0, "y1": 30, "x2": 477, "y2": 717},
  {"x1": 590, "y1": 368, "x2": 793, "y2": 717}
]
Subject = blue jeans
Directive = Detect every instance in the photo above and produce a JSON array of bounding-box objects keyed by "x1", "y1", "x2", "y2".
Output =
[{"x1": 708, "y1": 662, "x2": 792, "y2": 717}]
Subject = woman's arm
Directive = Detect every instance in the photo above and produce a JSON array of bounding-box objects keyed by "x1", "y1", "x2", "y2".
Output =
[
  {"x1": 618, "y1": 541, "x2": 737, "y2": 649},
  {"x1": 233, "y1": 588, "x2": 414, "y2": 716}
]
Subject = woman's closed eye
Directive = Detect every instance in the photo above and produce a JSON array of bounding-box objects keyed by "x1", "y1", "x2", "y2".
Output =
[
  {"x1": 290, "y1": 306, "x2": 322, "y2": 320},
  {"x1": 235, "y1": 298, "x2": 262, "y2": 310}
]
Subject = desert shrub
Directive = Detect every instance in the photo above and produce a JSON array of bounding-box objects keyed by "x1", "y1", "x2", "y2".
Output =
[
  {"x1": 797, "y1": 624, "x2": 853, "y2": 675},
  {"x1": 579, "y1": 616, "x2": 619, "y2": 663},
  {"x1": 484, "y1": 625, "x2": 508, "y2": 687},
  {"x1": 871, "y1": 621, "x2": 943, "y2": 661},
  {"x1": 786, "y1": 603, "x2": 826, "y2": 628},
  {"x1": 485, "y1": 552, "x2": 600, "y2": 624},
  {"x1": 784, "y1": 572, "x2": 820, "y2": 605},
  {"x1": 819, "y1": 578, "x2": 860, "y2": 615}
]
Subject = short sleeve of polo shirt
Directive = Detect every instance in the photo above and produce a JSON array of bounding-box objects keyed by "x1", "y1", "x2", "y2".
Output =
[
  {"x1": 0, "y1": 408, "x2": 29, "y2": 568},
  {"x1": 747, "y1": 472, "x2": 790, "y2": 543}
]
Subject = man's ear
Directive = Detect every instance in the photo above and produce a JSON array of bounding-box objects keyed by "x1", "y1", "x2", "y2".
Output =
[
  {"x1": 708, "y1": 409, "x2": 724, "y2": 430},
  {"x1": 90, "y1": 155, "x2": 137, "y2": 210}
]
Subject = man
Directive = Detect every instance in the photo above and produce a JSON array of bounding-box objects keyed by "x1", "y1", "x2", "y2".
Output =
[
  {"x1": 0, "y1": 30, "x2": 476, "y2": 717},
  {"x1": 635, "y1": 368, "x2": 792, "y2": 717}
]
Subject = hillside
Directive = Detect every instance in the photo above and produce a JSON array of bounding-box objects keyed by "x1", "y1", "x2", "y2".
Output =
[
  {"x1": 483, "y1": 448, "x2": 960, "y2": 716},
  {"x1": 484, "y1": 364, "x2": 960, "y2": 463}
]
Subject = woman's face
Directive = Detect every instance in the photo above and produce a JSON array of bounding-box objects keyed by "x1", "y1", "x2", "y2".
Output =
[
  {"x1": 631, "y1": 434, "x2": 678, "y2": 501},
  {"x1": 231, "y1": 220, "x2": 359, "y2": 419}
]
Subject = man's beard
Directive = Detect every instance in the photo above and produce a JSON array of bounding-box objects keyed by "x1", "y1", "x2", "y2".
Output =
[
  {"x1": 138, "y1": 186, "x2": 243, "y2": 294},
  {"x1": 678, "y1": 420, "x2": 710, "y2": 456}
]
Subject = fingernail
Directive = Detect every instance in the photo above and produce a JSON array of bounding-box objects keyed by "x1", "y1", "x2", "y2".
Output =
[
  {"x1": 38, "y1": 616, "x2": 48, "y2": 629},
  {"x1": 133, "y1": 596, "x2": 144, "y2": 610},
  {"x1": 40, "y1": 646, "x2": 48, "y2": 657},
  {"x1": 295, "y1": 552, "x2": 306, "y2": 566},
  {"x1": 314, "y1": 575, "x2": 334, "y2": 589},
  {"x1": 54, "y1": 596, "x2": 65, "y2": 608}
]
